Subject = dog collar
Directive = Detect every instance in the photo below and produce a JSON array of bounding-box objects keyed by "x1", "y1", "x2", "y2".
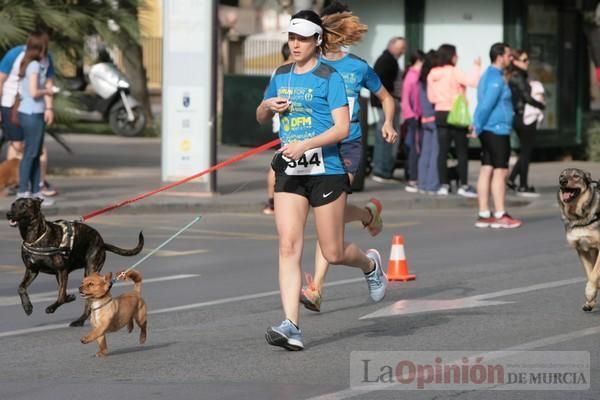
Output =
[{"x1": 90, "y1": 298, "x2": 113, "y2": 311}]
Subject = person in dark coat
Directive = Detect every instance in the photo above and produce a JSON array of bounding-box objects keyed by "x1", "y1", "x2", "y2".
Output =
[
  {"x1": 370, "y1": 37, "x2": 406, "y2": 182},
  {"x1": 506, "y1": 49, "x2": 545, "y2": 198}
]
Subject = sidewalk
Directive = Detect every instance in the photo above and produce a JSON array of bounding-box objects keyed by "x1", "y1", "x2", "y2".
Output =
[{"x1": 0, "y1": 134, "x2": 594, "y2": 218}]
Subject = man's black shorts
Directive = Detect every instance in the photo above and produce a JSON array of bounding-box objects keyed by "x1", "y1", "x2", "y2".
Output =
[
  {"x1": 479, "y1": 132, "x2": 510, "y2": 169},
  {"x1": 275, "y1": 174, "x2": 350, "y2": 207}
]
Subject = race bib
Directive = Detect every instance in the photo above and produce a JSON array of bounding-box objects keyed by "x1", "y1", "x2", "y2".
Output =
[
  {"x1": 347, "y1": 96, "x2": 356, "y2": 120},
  {"x1": 284, "y1": 148, "x2": 325, "y2": 175}
]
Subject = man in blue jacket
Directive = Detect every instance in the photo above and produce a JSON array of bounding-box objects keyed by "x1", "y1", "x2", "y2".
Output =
[{"x1": 472, "y1": 42, "x2": 521, "y2": 229}]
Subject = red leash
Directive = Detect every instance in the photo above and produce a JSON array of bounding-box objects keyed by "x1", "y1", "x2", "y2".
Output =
[{"x1": 81, "y1": 139, "x2": 281, "y2": 221}]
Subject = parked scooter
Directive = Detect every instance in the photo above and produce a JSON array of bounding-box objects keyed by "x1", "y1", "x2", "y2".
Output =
[{"x1": 61, "y1": 51, "x2": 146, "y2": 137}]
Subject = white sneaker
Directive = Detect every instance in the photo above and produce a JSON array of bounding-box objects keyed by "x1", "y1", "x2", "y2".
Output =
[
  {"x1": 16, "y1": 191, "x2": 32, "y2": 199},
  {"x1": 365, "y1": 249, "x2": 388, "y2": 302},
  {"x1": 457, "y1": 185, "x2": 478, "y2": 198},
  {"x1": 32, "y1": 192, "x2": 55, "y2": 207},
  {"x1": 436, "y1": 185, "x2": 449, "y2": 196}
]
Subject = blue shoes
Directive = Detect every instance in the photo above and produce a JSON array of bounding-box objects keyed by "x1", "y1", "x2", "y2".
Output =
[{"x1": 266, "y1": 319, "x2": 304, "y2": 351}]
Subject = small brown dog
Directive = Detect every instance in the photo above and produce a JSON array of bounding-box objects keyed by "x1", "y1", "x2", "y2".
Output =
[
  {"x1": 79, "y1": 270, "x2": 147, "y2": 357},
  {"x1": 0, "y1": 158, "x2": 19, "y2": 193}
]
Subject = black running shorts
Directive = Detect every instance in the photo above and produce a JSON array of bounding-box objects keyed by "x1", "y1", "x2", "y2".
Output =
[
  {"x1": 275, "y1": 174, "x2": 350, "y2": 207},
  {"x1": 479, "y1": 132, "x2": 511, "y2": 169}
]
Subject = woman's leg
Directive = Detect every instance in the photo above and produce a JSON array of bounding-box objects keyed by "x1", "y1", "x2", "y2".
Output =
[
  {"x1": 508, "y1": 123, "x2": 523, "y2": 185},
  {"x1": 313, "y1": 193, "x2": 371, "y2": 270},
  {"x1": 451, "y1": 126, "x2": 469, "y2": 186},
  {"x1": 313, "y1": 193, "x2": 387, "y2": 302},
  {"x1": 274, "y1": 192, "x2": 309, "y2": 326},
  {"x1": 418, "y1": 127, "x2": 433, "y2": 191},
  {"x1": 516, "y1": 124, "x2": 537, "y2": 188},
  {"x1": 406, "y1": 118, "x2": 419, "y2": 182},
  {"x1": 436, "y1": 121, "x2": 450, "y2": 185},
  {"x1": 18, "y1": 113, "x2": 45, "y2": 194}
]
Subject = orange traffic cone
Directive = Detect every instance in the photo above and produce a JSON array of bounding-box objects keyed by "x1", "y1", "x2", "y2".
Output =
[{"x1": 387, "y1": 234, "x2": 416, "y2": 281}]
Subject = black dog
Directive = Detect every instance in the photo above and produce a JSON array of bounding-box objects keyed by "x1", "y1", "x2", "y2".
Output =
[{"x1": 6, "y1": 198, "x2": 144, "y2": 326}]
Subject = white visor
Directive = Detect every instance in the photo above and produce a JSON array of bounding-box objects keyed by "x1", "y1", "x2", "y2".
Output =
[{"x1": 286, "y1": 18, "x2": 323, "y2": 38}]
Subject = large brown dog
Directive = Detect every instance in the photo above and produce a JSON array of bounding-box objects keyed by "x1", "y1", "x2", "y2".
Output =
[
  {"x1": 79, "y1": 270, "x2": 147, "y2": 357},
  {"x1": 6, "y1": 197, "x2": 144, "y2": 326},
  {"x1": 557, "y1": 168, "x2": 600, "y2": 311},
  {"x1": 0, "y1": 158, "x2": 19, "y2": 193}
]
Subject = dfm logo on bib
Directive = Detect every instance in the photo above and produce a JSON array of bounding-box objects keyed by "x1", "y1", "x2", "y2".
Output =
[{"x1": 291, "y1": 116, "x2": 312, "y2": 128}]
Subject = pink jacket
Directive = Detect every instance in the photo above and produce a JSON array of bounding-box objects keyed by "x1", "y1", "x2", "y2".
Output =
[
  {"x1": 427, "y1": 64, "x2": 481, "y2": 111},
  {"x1": 401, "y1": 67, "x2": 422, "y2": 120}
]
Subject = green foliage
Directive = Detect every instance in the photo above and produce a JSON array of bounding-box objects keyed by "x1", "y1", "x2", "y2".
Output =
[{"x1": 0, "y1": 0, "x2": 144, "y2": 69}]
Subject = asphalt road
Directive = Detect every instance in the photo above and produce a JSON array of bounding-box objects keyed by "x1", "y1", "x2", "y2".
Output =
[{"x1": 1, "y1": 204, "x2": 599, "y2": 400}]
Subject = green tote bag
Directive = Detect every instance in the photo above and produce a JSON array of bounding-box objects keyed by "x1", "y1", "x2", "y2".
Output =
[{"x1": 447, "y1": 94, "x2": 471, "y2": 127}]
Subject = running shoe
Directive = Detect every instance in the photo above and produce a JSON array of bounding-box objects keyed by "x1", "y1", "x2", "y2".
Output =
[
  {"x1": 491, "y1": 213, "x2": 522, "y2": 229},
  {"x1": 364, "y1": 198, "x2": 383, "y2": 236},
  {"x1": 365, "y1": 249, "x2": 387, "y2": 302},
  {"x1": 265, "y1": 320, "x2": 304, "y2": 351},
  {"x1": 300, "y1": 272, "x2": 321, "y2": 312},
  {"x1": 475, "y1": 216, "x2": 496, "y2": 228}
]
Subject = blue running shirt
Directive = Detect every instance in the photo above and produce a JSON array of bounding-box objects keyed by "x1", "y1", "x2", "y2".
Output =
[
  {"x1": 264, "y1": 60, "x2": 348, "y2": 175},
  {"x1": 321, "y1": 53, "x2": 382, "y2": 142}
]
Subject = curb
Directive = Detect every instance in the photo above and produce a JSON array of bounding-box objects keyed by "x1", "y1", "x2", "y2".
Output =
[{"x1": 0, "y1": 197, "x2": 533, "y2": 218}]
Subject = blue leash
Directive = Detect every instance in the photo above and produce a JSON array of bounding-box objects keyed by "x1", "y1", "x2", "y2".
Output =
[{"x1": 112, "y1": 216, "x2": 202, "y2": 284}]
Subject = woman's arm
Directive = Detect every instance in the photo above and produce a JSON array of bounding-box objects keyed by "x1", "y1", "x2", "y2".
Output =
[
  {"x1": 375, "y1": 86, "x2": 399, "y2": 143},
  {"x1": 28, "y1": 73, "x2": 49, "y2": 98},
  {"x1": 281, "y1": 106, "x2": 349, "y2": 160},
  {"x1": 454, "y1": 58, "x2": 481, "y2": 88},
  {"x1": 43, "y1": 78, "x2": 54, "y2": 124}
]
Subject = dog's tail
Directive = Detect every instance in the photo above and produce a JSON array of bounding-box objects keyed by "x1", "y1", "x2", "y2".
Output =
[
  {"x1": 123, "y1": 270, "x2": 143, "y2": 294},
  {"x1": 104, "y1": 231, "x2": 144, "y2": 256}
]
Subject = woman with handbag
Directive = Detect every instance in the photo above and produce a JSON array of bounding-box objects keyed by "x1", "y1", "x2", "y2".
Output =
[
  {"x1": 15, "y1": 33, "x2": 54, "y2": 202},
  {"x1": 427, "y1": 44, "x2": 480, "y2": 197}
]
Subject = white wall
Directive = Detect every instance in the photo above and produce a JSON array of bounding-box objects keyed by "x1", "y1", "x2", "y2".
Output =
[
  {"x1": 344, "y1": 0, "x2": 405, "y2": 66},
  {"x1": 424, "y1": 0, "x2": 503, "y2": 111}
]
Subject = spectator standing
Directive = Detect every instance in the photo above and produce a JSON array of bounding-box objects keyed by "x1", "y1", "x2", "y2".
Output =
[
  {"x1": 417, "y1": 49, "x2": 440, "y2": 194},
  {"x1": 506, "y1": 49, "x2": 545, "y2": 198},
  {"x1": 401, "y1": 50, "x2": 425, "y2": 192},
  {"x1": 14, "y1": 33, "x2": 54, "y2": 203},
  {"x1": 427, "y1": 44, "x2": 480, "y2": 197},
  {"x1": 473, "y1": 42, "x2": 521, "y2": 229},
  {"x1": 370, "y1": 37, "x2": 406, "y2": 183},
  {"x1": 0, "y1": 31, "x2": 57, "y2": 198}
]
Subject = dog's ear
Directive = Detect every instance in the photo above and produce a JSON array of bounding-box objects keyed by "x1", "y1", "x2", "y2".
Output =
[
  {"x1": 104, "y1": 272, "x2": 112, "y2": 283},
  {"x1": 585, "y1": 171, "x2": 592, "y2": 184}
]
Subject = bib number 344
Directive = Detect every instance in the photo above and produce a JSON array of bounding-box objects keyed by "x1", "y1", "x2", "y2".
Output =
[{"x1": 284, "y1": 148, "x2": 325, "y2": 175}]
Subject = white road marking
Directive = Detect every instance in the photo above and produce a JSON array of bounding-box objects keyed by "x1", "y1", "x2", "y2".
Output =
[
  {"x1": 0, "y1": 277, "x2": 363, "y2": 338},
  {"x1": 361, "y1": 277, "x2": 585, "y2": 319},
  {"x1": 307, "y1": 324, "x2": 600, "y2": 400},
  {"x1": 0, "y1": 274, "x2": 200, "y2": 307}
]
